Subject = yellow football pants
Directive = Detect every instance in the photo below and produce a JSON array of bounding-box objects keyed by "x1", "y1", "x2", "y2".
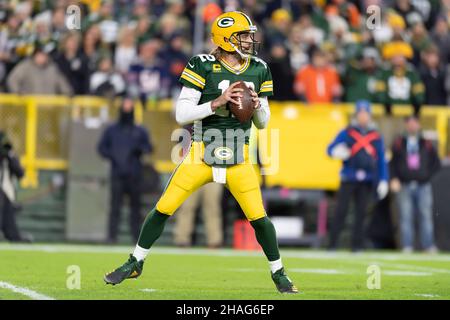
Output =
[{"x1": 156, "y1": 142, "x2": 266, "y2": 221}]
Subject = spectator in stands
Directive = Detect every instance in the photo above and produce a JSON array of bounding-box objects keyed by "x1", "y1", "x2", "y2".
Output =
[
  {"x1": 54, "y1": 32, "x2": 90, "y2": 95},
  {"x1": 287, "y1": 23, "x2": 310, "y2": 72},
  {"x1": 32, "y1": 12, "x2": 58, "y2": 54},
  {"x1": 158, "y1": 13, "x2": 179, "y2": 43},
  {"x1": 296, "y1": 14, "x2": 325, "y2": 48},
  {"x1": 160, "y1": 0, "x2": 190, "y2": 41},
  {"x1": 288, "y1": 0, "x2": 330, "y2": 34},
  {"x1": 410, "y1": 0, "x2": 441, "y2": 29},
  {"x1": 327, "y1": 100, "x2": 389, "y2": 252},
  {"x1": 240, "y1": 0, "x2": 265, "y2": 25},
  {"x1": 90, "y1": 55, "x2": 125, "y2": 97},
  {"x1": 114, "y1": 26, "x2": 137, "y2": 75},
  {"x1": 173, "y1": 184, "x2": 224, "y2": 248},
  {"x1": 51, "y1": 6, "x2": 68, "y2": 39},
  {"x1": 442, "y1": 0, "x2": 450, "y2": 17},
  {"x1": 97, "y1": 95, "x2": 153, "y2": 243},
  {"x1": 325, "y1": 14, "x2": 354, "y2": 73},
  {"x1": 419, "y1": 45, "x2": 448, "y2": 106},
  {"x1": 268, "y1": 42, "x2": 296, "y2": 101},
  {"x1": 409, "y1": 20, "x2": 432, "y2": 67},
  {"x1": 431, "y1": 15, "x2": 450, "y2": 64},
  {"x1": 162, "y1": 32, "x2": 189, "y2": 97},
  {"x1": 127, "y1": 40, "x2": 170, "y2": 105},
  {"x1": 372, "y1": 11, "x2": 406, "y2": 46},
  {"x1": 376, "y1": 42, "x2": 424, "y2": 115},
  {"x1": 294, "y1": 47, "x2": 342, "y2": 103},
  {"x1": 131, "y1": 0, "x2": 152, "y2": 22},
  {"x1": 135, "y1": 16, "x2": 157, "y2": 46},
  {"x1": 89, "y1": 0, "x2": 119, "y2": 46},
  {"x1": 82, "y1": 24, "x2": 103, "y2": 71},
  {"x1": 325, "y1": 0, "x2": 361, "y2": 30},
  {"x1": 393, "y1": 0, "x2": 423, "y2": 28},
  {"x1": 7, "y1": 44, "x2": 72, "y2": 95},
  {"x1": 344, "y1": 47, "x2": 382, "y2": 102},
  {"x1": 112, "y1": 0, "x2": 136, "y2": 23},
  {"x1": 264, "y1": 8, "x2": 292, "y2": 50},
  {"x1": 0, "y1": 130, "x2": 29, "y2": 242},
  {"x1": 0, "y1": 13, "x2": 24, "y2": 90},
  {"x1": 390, "y1": 115, "x2": 440, "y2": 253}
]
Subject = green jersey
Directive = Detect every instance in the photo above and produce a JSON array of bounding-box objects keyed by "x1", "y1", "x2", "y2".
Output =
[
  {"x1": 374, "y1": 64, "x2": 425, "y2": 106},
  {"x1": 179, "y1": 54, "x2": 273, "y2": 166},
  {"x1": 343, "y1": 62, "x2": 383, "y2": 103}
]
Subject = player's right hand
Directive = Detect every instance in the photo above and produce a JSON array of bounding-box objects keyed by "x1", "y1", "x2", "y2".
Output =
[{"x1": 211, "y1": 81, "x2": 243, "y2": 111}]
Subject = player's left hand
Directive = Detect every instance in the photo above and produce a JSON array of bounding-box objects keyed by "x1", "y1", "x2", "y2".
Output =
[{"x1": 249, "y1": 89, "x2": 260, "y2": 109}]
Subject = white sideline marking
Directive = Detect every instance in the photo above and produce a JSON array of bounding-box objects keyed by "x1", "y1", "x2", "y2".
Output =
[
  {"x1": 140, "y1": 288, "x2": 157, "y2": 293},
  {"x1": 366, "y1": 261, "x2": 450, "y2": 275},
  {"x1": 233, "y1": 267, "x2": 435, "y2": 276},
  {"x1": 414, "y1": 294, "x2": 440, "y2": 298},
  {"x1": 290, "y1": 268, "x2": 346, "y2": 274},
  {"x1": 231, "y1": 268, "x2": 346, "y2": 275},
  {"x1": 231, "y1": 268, "x2": 263, "y2": 272},
  {"x1": 382, "y1": 270, "x2": 433, "y2": 276},
  {"x1": 0, "y1": 281, "x2": 55, "y2": 300}
]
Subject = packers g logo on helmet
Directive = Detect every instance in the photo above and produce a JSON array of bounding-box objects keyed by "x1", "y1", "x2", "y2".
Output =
[
  {"x1": 217, "y1": 17, "x2": 235, "y2": 28},
  {"x1": 211, "y1": 11, "x2": 260, "y2": 57}
]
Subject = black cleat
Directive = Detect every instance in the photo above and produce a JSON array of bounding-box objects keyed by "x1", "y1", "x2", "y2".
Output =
[
  {"x1": 271, "y1": 268, "x2": 299, "y2": 294},
  {"x1": 104, "y1": 254, "x2": 144, "y2": 285}
]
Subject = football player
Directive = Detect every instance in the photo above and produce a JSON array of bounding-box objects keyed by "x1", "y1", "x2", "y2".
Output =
[{"x1": 104, "y1": 11, "x2": 298, "y2": 294}]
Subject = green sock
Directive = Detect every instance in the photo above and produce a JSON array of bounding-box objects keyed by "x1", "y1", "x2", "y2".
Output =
[
  {"x1": 137, "y1": 208, "x2": 170, "y2": 249},
  {"x1": 250, "y1": 217, "x2": 281, "y2": 262}
]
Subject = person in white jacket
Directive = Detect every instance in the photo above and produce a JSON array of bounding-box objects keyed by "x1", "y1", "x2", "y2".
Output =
[{"x1": 89, "y1": 56, "x2": 125, "y2": 97}]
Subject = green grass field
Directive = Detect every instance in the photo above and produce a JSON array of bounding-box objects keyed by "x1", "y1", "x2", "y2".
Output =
[{"x1": 0, "y1": 243, "x2": 449, "y2": 300}]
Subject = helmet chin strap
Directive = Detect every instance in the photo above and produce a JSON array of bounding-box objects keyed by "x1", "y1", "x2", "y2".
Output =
[{"x1": 229, "y1": 42, "x2": 251, "y2": 59}]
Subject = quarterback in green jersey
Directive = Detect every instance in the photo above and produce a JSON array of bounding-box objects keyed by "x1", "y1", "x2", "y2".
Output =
[{"x1": 104, "y1": 11, "x2": 298, "y2": 294}]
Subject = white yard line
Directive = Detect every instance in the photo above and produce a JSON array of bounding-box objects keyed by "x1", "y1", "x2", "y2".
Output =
[
  {"x1": 290, "y1": 268, "x2": 347, "y2": 274},
  {"x1": 364, "y1": 261, "x2": 450, "y2": 275},
  {"x1": 0, "y1": 244, "x2": 449, "y2": 262},
  {"x1": 232, "y1": 267, "x2": 435, "y2": 276},
  {"x1": 382, "y1": 270, "x2": 433, "y2": 276},
  {"x1": 230, "y1": 268, "x2": 347, "y2": 274},
  {"x1": 414, "y1": 294, "x2": 440, "y2": 298},
  {"x1": 0, "y1": 281, "x2": 55, "y2": 300}
]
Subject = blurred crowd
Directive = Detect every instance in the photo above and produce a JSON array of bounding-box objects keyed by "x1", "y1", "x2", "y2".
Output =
[{"x1": 0, "y1": 0, "x2": 448, "y2": 112}]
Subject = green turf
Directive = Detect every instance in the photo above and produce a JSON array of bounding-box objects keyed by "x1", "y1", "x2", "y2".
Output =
[{"x1": 0, "y1": 243, "x2": 449, "y2": 300}]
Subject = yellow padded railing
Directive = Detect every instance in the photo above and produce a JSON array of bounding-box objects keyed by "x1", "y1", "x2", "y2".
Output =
[{"x1": 0, "y1": 94, "x2": 448, "y2": 189}]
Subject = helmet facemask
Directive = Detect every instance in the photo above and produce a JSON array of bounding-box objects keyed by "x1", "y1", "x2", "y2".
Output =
[{"x1": 228, "y1": 31, "x2": 260, "y2": 58}]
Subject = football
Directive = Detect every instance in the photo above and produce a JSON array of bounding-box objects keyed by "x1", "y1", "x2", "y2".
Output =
[{"x1": 228, "y1": 81, "x2": 255, "y2": 123}]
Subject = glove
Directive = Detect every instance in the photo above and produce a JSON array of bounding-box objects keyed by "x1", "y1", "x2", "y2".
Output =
[
  {"x1": 377, "y1": 180, "x2": 389, "y2": 200},
  {"x1": 331, "y1": 143, "x2": 351, "y2": 160}
]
